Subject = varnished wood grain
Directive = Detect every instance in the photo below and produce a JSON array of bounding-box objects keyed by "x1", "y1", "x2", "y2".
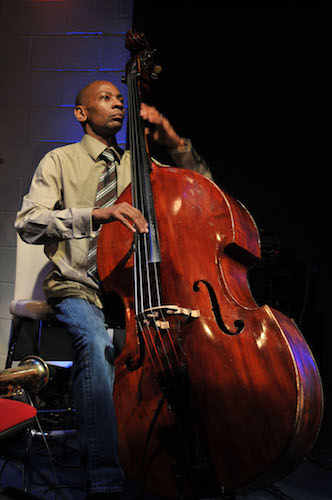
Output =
[{"x1": 97, "y1": 165, "x2": 323, "y2": 497}]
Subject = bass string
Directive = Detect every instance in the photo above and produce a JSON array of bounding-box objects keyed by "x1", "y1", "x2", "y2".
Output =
[
  {"x1": 128, "y1": 73, "x2": 182, "y2": 373},
  {"x1": 127, "y1": 75, "x2": 140, "y2": 316},
  {"x1": 129, "y1": 73, "x2": 159, "y2": 312},
  {"x1": 128, "y1": 74, "x2": 165, "y2": 370},
  {"x1": 130, "y1": 77, "x2": 176, "y2": 373},
  {"x1": 129, "y1": 75, "x2": 152, "y2": 313},
  {"x1": 129, "y1": 74, "x2": 182, "y2": 372},
  {"x1": 130, "y1": 76, "x2": 165, "y2": 313}
]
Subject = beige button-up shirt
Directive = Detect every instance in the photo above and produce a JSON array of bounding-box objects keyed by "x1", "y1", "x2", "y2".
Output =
[{"x1": 15, "y1": 134, "x2": 212, "y2": 309}]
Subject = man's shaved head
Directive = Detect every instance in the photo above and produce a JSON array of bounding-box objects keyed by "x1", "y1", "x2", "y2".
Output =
[
  {"x1": 75, "y1": 80, "x2": 109, "y2": 107},
  {"x1": 74, "y1": 80, "x2": 125, "y2": 145}
]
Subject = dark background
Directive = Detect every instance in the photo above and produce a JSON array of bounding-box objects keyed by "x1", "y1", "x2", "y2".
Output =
[{"x1": 133, "y1": 3, "x2": 330, "y2": 431}]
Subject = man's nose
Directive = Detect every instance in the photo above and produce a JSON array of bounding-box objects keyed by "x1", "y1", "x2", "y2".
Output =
[{"x1": 113, "y1": 97, "x2": 124, "y2": 109}]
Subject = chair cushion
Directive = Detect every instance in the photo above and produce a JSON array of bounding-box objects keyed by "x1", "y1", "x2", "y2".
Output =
[
  {"x1": 10, "y1": 299, "x2": 55, "y2": 320},
  {"x1": 0, "y1": 398, "x2": 37, "y2": 437}
]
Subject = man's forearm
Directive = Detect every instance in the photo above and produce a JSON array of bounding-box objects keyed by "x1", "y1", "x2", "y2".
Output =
[
  {"x1": 168, "y1": 138, "x2": 213, "y2": 180},
  {"x1": 15, "y1": 201, "x2": 95, "y2": 244}
]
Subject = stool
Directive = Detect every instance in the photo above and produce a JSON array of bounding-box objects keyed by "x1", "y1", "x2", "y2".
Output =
[{"x1": 6, "y1": 236, "x2": 72, "y2": 369}]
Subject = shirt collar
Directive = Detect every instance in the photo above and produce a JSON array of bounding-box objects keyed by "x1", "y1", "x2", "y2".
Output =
[{"x1": 80, "y1": 134, "x2": 123, "y2": 163}]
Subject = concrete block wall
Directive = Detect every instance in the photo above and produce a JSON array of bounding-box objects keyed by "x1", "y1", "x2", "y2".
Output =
[{"x1": 0, "y1": 0, "x2": 134, "y2": 368}]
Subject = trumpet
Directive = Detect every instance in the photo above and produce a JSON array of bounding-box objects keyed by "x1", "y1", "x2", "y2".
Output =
[{"x1": 0, "y1": 356, "x2": 50, "y2": 397}]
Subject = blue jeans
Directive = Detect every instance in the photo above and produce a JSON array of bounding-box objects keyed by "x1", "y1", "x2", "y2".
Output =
[{"x1": 50, "y1": 297, "x2": 124, "y2": 494}]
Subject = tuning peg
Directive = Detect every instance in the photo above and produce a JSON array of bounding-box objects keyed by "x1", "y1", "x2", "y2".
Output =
[{"x1": 151, "y1": 65, "x2": 162, "y2": 80}]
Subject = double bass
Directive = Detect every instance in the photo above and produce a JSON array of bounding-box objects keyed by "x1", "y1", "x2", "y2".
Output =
[{"x1": 97, "y1": 30, "x2": 323, "y2": 498}]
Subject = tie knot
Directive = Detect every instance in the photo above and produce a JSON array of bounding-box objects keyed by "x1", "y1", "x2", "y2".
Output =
[{"x1": 100, "y1": 149, "x2": 115, "y2": 164}]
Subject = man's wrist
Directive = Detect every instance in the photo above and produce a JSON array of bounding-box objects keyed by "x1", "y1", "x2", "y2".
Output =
[
  {"x1": 91, "y1": 207, "x2": 101, "y2": 231},
  {"x1": 168, "y1": 137, "x2": 191, "y2": 153},
  {"x1": 173, "y1": 136, "x2": 185, "y2": 149}
]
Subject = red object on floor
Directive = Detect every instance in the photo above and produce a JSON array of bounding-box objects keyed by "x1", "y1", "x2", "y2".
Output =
[{"x1": 0, "y1": 398, "x2": 36, "y2": 439}]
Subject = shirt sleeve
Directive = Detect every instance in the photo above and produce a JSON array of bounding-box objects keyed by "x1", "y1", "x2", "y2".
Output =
[
  {"x1": 167, "y1": 138, "x2": 214, "y2": 180},
  {"x1": 15, "y1": 152, "x2": 95, "y2": 244}
]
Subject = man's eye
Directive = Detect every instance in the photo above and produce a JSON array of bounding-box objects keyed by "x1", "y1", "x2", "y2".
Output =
[{"x1": 101, "y1": 95, "x2": 109, "y2": 100}]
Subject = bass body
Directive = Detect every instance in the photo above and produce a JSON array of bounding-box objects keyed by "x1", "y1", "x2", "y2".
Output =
[{"x1": 97, "y1": 164, "x2": 323, "y2": 497}]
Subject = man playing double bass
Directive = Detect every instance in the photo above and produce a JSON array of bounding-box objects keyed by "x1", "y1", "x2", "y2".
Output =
[{"x1": 15, "y1": 80, "x2": 212, "y2": 499}]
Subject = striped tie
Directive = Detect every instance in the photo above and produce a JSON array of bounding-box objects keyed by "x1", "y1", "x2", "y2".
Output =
[{"x1": 87, "y1": 149, "x2": 117, "y2": 282}]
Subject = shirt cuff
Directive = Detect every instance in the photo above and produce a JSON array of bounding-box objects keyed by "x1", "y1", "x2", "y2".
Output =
[{"x1": 72, "y1": 207, "x2": 96, "y2": 238}]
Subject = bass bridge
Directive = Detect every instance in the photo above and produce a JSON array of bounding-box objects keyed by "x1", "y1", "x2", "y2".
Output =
[{"x1": 125, "y1": 305, "x2": 200, "y2": 373}]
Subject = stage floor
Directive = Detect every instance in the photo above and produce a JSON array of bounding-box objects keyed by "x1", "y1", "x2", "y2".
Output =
[{"x1": 1, "y1": 423, "x2": 332, "y2": 500}]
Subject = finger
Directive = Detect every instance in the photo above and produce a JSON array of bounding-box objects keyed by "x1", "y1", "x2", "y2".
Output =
[
  {"x1": 116, "y1": 214, "x2": 137, "y2": 232},
  {"x1": 122, "y1": 215, "x2": 149, "y2": 234},
  {"x1": 140, "y1": 103, "x2": 149, "y2": 119},
  {"x1": 121, "y1": 205, "x2": 148, "y2": 226},
  {"x1": 140, "y1": 104, "x2": 163, "y2": 125},
  {"x1": 131, "y1": 215, "x2": 149, "y2": 233},
  {"x1": 116, "y1": 205, "x2": 149, "y2": 233}
]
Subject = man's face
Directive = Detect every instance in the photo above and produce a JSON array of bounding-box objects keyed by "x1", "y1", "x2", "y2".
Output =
[{"x1": 78, "y1": 81, "x2": 125, "y2": 138}]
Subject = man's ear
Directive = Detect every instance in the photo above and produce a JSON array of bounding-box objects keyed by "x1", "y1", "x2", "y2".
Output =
[{"x1": 74, "y1": 105, "x2": 87, "y2": 124}]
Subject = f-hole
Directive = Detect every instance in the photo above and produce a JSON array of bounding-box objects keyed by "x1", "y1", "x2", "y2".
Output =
[{"x1": 193, "y1": 280, "x2": 244, "y2": 335}]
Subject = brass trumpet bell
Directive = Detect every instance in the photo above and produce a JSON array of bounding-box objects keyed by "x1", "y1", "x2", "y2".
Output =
[{"x1": 0, "y1": 356, "x2": 50, "y2": 397}]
